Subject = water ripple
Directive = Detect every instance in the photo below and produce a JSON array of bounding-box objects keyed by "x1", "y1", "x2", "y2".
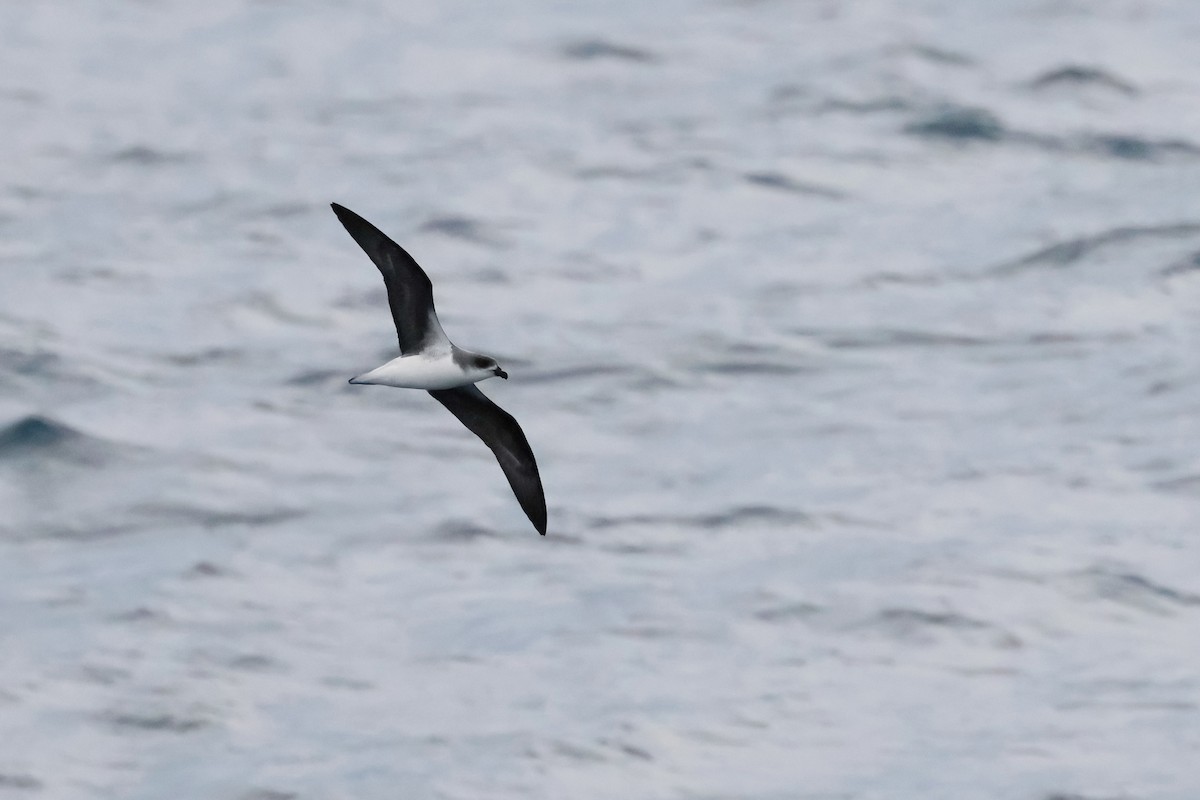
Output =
[
  {"x1": 0, "y1": 774, "x2": 41, "y2": 791},
  {"x1": 743, "y1": 171, "x2": 847, "y2": 200},
  {"x1": 560, "y1": 39, "x2": 657, "y2": 64},
  {"x1": 905, "y1": 105, "x2": 1006, "y2": 142},
  {"x1": 1076, "y1": 568, "x2": 1200, "y2": 611},
  {"x1": 590, "y1": 505, "x2": 813, "y2": 531},
  {"x1": 1027, "y1": 65, "x2": 1138, "y2": 96},
  {"x1": 0, "y1": 415, "x2": 115, "y2": 465},
  {"x1": 104, "y1": 711, "x2": 209, "y2": 734},
  {"x1": 989, "y1": 223, "x2": 1200, "y2": 275}
]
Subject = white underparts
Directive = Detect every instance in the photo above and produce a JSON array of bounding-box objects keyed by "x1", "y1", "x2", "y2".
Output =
[{"x1": 351, "y1": 352, "x2": 493, "y2": 390}]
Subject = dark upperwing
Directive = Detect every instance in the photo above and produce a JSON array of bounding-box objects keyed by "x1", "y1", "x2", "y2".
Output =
[
  {"x1": 428, "y1": 384, "x2": 547, "y2": 535},
  {"x1": 331, "y1": 203, "x2": 447, "y2": 355}
]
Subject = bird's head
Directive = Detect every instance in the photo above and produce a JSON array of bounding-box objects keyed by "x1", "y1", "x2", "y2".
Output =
[{"x1": 471, "y1": 354, "x2": 508, "y2": 381}]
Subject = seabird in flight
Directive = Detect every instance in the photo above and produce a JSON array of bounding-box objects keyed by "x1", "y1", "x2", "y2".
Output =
[{"x1": 332, "y1": 202, "x2": 547, "y2": 535}]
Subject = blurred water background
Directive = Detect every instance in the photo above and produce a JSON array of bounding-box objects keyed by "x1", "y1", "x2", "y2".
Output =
[{"x1": 2, "y1": 1, "x2": 1199, "y2": 798}]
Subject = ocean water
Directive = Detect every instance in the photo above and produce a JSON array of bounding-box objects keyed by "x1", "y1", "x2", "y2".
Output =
[{"x1": 2, "y1": 1, "x2": 1199, "y2": 798}]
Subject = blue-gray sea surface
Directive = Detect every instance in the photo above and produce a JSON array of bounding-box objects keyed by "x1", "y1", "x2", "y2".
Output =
[{"x1": 2, "y1": 1, "x2": 1199, "y2": 798}]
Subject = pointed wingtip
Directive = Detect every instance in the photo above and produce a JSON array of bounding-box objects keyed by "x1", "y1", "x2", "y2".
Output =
[
  {"x1": 524, "y1": 501, "x2": 547, "y2": 536},
  {"x1": 330, "y1": 203, "x2": 381, "y2": 244},
  {"x1": 331, "y1": 202, "x2": 364, "y2": 225}
]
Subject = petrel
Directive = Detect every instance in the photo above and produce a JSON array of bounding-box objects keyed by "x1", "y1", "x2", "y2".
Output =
[{"x1": 332, "y1": 203, "x2": 547, "y2": 535}]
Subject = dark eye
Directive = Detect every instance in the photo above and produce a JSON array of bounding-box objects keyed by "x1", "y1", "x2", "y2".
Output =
[{"x1": 473, "y1": 356, "x2": 492, "y2": 369}]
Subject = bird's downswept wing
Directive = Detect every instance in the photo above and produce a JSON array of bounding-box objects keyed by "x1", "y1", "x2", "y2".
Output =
[
  {"x1": 331, "y1": 203, "x2": 449, "y2": 355},
  {"x1": 428, "y1": 384, "x2": 547, "y2": 535}
]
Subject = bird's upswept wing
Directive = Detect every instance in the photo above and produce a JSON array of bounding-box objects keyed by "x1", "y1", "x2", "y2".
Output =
[
  {"x1": 331, "y1": 203, "x2": 449, "y2": 355},
  {"x1": 428, "y1": 384, "x2": 547, "y2": 535}
]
